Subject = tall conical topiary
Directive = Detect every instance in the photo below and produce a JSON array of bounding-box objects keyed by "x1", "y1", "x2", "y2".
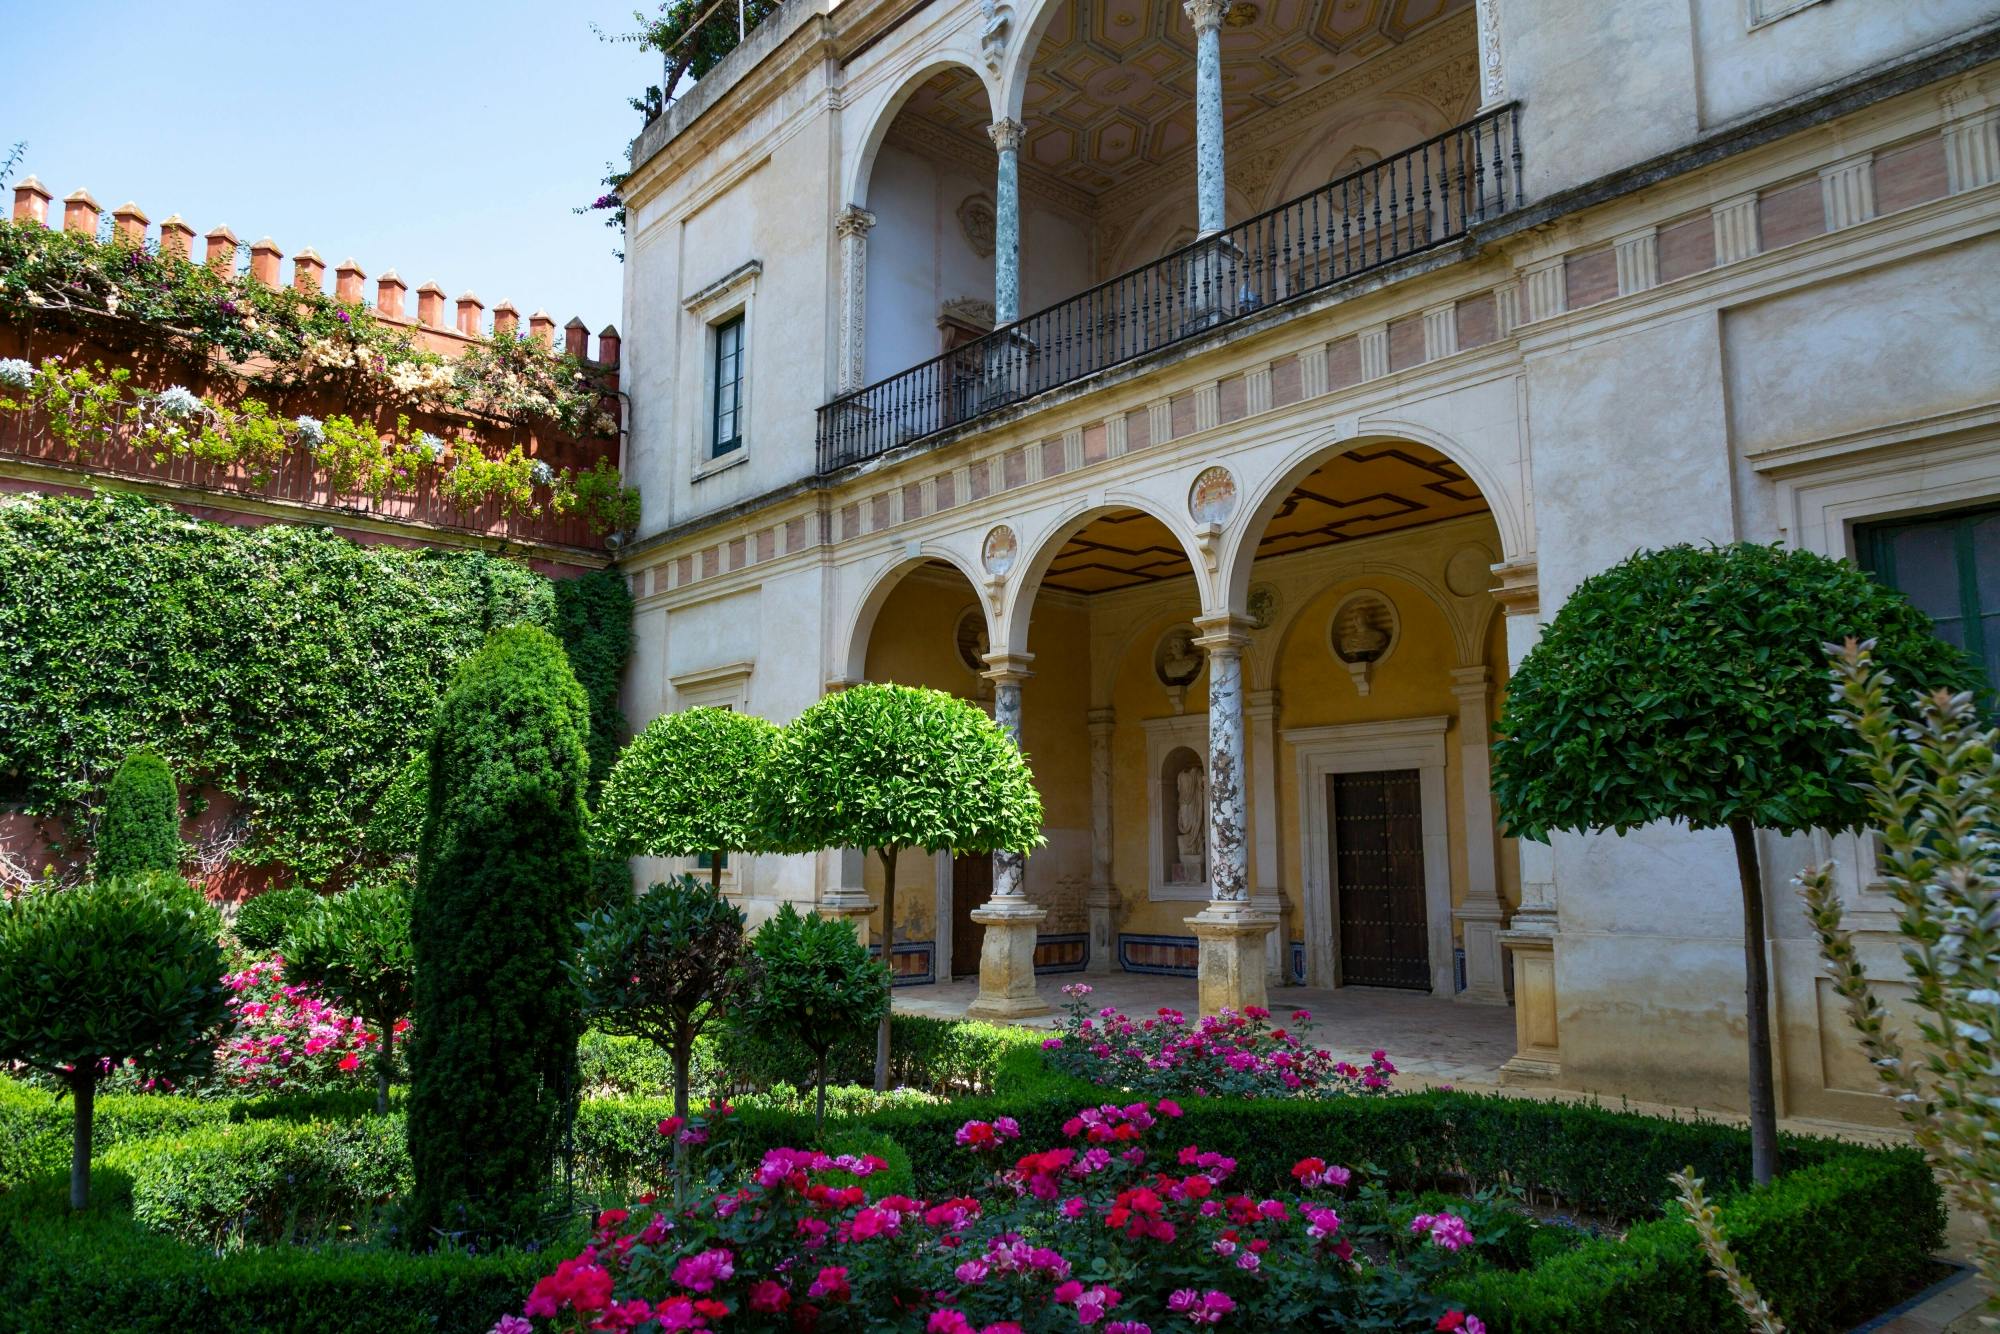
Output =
[
  {"x1": 405, "y1": 625, "x2": 592, "y2": 1244},
  {"x1": 96, "y1": 748, "x2": 182, "y2": 880}
]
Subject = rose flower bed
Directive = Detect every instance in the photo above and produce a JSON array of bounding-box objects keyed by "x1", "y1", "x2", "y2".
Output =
[{"x1": 499, "y1": 1098, "x2": 1495, "y2": 1333}]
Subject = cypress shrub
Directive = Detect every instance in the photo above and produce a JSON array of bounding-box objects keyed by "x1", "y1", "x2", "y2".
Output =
[
  {"x1": 405, "y1": 625, "x2": 591, "y2": 1244},
  {"x1": 96, "y1": 749, "x2": 182, "y2": 880}
]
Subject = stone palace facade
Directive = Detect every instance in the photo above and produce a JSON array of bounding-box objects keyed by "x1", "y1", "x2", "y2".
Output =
[{"x1": 612, "y1": 0, "x2": 2000, "y2": 1123}]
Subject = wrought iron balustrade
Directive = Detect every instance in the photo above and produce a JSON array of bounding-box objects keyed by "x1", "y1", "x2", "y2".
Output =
[{"x1": 816, "y1": 102, "x2": 1522, "y2": 475}]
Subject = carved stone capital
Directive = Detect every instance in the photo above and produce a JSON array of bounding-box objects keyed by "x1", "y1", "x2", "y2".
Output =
[
  {"x1": 1183, "y1": 0, "x2": 1232, "y2": 35},
  {"x1": 834, "y1": 204, "x2": 876, "y2": 239},
  {"x1": 987, "y1": 118, "x2": 1025, "y2": 154}
]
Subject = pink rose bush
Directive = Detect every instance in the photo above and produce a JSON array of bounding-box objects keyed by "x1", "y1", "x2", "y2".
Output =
[
  {"x1": 214, "y1": 956, "x2": 404, "y2": 1095},
  {"x1": 1040, "y1": 984, "x2": 1396, "y2": 1100},
  {"x1": 495, "y1": 1099, "x2": 1488, "y2": 1332}
]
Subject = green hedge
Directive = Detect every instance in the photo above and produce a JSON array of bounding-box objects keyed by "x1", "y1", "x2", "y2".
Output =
[
  {"x1": 0, "y1": 1171, "x2": 543, "y2": 1334},
  {"x1": 0, "y1": 1079, "x2": 228, "y2": 1191}
]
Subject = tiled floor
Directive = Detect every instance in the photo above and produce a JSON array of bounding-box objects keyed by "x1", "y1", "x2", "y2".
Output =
[{"x1": 892, "y1": 973, "x2": 1521, "y2": 1086}]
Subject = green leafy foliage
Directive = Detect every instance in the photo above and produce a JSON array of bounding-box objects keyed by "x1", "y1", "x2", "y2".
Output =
[
  {"x1": 735, "y1": 903, "x2": 889, "y2": 1131},
  {"x1": 570, "y1": 876, "x2": 747, "y2": 1121},
  {"x1": 1491, "y1": 542, "x2": 1970, "y2": 840},
  {"x1": 0, "y1": 874, "x2": 232, "y2": 1206},
  {"x1": 231, "y1": 885, "x2": 321, "y2": 952},
  {"x1": 406, "y1": 625, "x2": 590, "y2": 1244},
  {"x1": 630, "y1": 0, "x2": 785, "y2": 106},
  {"x1": 283, "y1": 881, "x2": 416, "y2": 1114},
  {"x1": 362, "y1": 752, "x2": 429, "y2": 860},
  {"x1": 756, "y1": 682, "x2": 1044, "y2": 859},
  {"x1": 95, "y1": 748, "x2": 182, "y2": 880},
  {"x1": 0, "y1": 493, "x2": 629, "y2": 884},
  {"x1": 596, "y1": 707, "x2": 776, "y2": 866},
  {"x1": 551, "y1": 569, "x2": 634, "y2": 797}
]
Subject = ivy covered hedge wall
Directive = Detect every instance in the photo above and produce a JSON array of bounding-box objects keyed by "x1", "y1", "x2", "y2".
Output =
[{"x1": 0, "y1": 492, "x2": 630, "y2": 883}]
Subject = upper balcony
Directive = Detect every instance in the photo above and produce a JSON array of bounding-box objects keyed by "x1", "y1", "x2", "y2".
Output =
[{"x1": 815, "y1": 0, "x2": 1518, "y2": 476}]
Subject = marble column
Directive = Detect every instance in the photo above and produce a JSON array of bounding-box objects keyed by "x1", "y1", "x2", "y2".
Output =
[
  {"x1": 1185, "y1": 615, "x2": 1276, "y2": 1016},
  {"x1": 1085, "y1": 707, "x2": 1117, "y2": 975},
  {"x1": 834, "y1": 204, "x2": 875, "y2": 394},
  {"x1": 1449, "y1": 666, "x2": 1508, "y2": 1004},
  {"x1": 1246, "y1": 689, "x2": 1287, "y2": 986},
  {"x1": 968, "y1": 652, "x2": 1050, "y2": 1020},
  {"x1": 989, "y1": 119, "x2": 1024, "y2": 326},
  {"x1": 1489, "y1": 560, "x2": 1561, "y2": 1081},
  {"x1": 1184, "y1": 0, "x2": 1231, "y2": 237}
]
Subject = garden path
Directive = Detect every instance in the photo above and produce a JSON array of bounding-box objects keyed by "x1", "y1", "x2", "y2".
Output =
[{"x1": 890, "y1": 975, "x2": 1521, "y2": 1086}]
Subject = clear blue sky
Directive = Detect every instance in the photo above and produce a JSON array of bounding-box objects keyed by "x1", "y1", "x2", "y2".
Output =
[{"x1": 0, "y1": 0, "x2": 661, "y2": 334}]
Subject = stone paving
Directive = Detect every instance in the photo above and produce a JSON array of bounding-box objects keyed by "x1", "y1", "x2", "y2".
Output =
[{"x1": 892, "y1": 972, "x2": 1520, "y2": 1086}]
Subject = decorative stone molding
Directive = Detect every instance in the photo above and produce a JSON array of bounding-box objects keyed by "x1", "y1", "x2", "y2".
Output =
[
  {"x1": 1449, "y1": 665, "x2": 1508, "y2": 1005},
  {"x1": 1474, "y1": 0, "x2": 1506, "y2": 109},
  {"x1": 1520, "y1": 257, "x2": 1566, "y2": 325},
  {"x1": 956, "y1": 194, "x2": 996, "y2": 260},
  {"x1": 986, "y1": 119, "x2": 1024, "y2": 154},
  {"x1": 1357, "y1": 323, "x2": 1390, "y2": 380},
  {"x1": 1612, "y1": 226, "x2": 1659, "y2": 296},
  {"x1": 1421, "y1": 301, "x2": 1458, "y2": 362},
  {"x1": 977, "y1": 0, "x2": 1012, "y2": 73},
  {"x1": 1182, "y1": 0, "x2": 1232, "y2": 35},
  {"x1": 1328, "y1": 589, "x2": 1398, "y2": 696},
  {"x1": 1711, "y1": 191, "x2": 1760, "y2": 266},
  {"x1": 1489, "y1": 556, "x2": 1539, "y2": 616},
  {"x1": 1819, "y1": 152, "x2": 1876, "y2": 232},
  {"x1": 835, "y1": 206, "x2": 875, "y2": 394},
  {"x1": 1941, "y1": 84, "x2": 2000, "y2": 193},
  {"x1": 1492, "y1": 283, "x2": 1521, "y2": 339}
]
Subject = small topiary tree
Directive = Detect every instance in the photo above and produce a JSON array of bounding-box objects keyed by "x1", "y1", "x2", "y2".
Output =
[
  {"x1": 735, "y1": 902, "x2": 890, "y2": 1133},
  {"x1": 95, "y1": 748, "x2": 181, "y2": 880},
  {"x1": 232, "y1": 884, "x2": 321, "y2": 953},
  {"x1": 1491, "y1": 542, "x2": 1970, "y2": 1184},
  {"x1": 755, "y1": 683, "x2": 1043, "y2": 1090},
  {"x1": 406, "y1": 624, "x2": 592, "y2": 1244},
  {"x1": 0, "y1": 874, "x2": 231, "y2": 1209},
  {"x1": 284, "y1": 880, "x2": 416, "y2": 1115},
  {"x1": 596, "y1": 707, "x2": 779, "y2": 886},
  {"x1": 1799, "y1": 640, "x2": 2000, "y2": 1314}
]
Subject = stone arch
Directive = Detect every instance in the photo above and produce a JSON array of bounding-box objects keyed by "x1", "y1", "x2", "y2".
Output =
[
  {"x1": 997, "y1": 0, "x2": 1072, "y2": 124},
  {"x1": 1215, "y1": 420, "x2": 1527, "y2": 619},
  {"x1": 839, "y1": 543, "x2": 991, "y2": 685},
  {"x1": 843, "y1": 55, "x2": 999, "y2": 211},
  {"x1": 997, "y1": 491, "x2": 1211, "y2": 658}
]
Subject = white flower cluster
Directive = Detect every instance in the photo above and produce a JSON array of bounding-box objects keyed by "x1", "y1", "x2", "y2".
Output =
[
  {"x1": 300, "y1": 335, "x2": 373, "y2": 372},
  {"x1": 414, "y1": 432, "x2": 446, "y2": 463},
  {"x1": 385, "y1": 361, "x2": 454, "y2": 397},
  {"x1": 155, "y1": 386, "x2": 203, "y2": 419},
  {"x1": 293, "y1": 415, "x2": 326, "y2": 448},
  {"x1": 0, "y1": 358, "x2": 34, "y2": 390},
  {"x1": 530, "y1": 459, "x2": 556, "y2": 488}
]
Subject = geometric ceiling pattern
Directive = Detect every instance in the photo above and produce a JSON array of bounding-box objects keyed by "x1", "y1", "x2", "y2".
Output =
[
  {"x1": 1040, "y1": 441, "x2": 1488, "y2": 594},
  {"x1": 898, "y1": 0, "x2": 1467, "y2": 195}
]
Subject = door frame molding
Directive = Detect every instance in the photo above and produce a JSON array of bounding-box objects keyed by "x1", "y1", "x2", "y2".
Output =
[{"x1": 1284, "y1": 715, "x2": 1453, "y2": 992}]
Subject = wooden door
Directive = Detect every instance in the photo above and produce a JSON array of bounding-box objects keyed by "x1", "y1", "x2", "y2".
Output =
[
  {"x1": 1329, "y1": 769, "x2": 1430, "y2": 990},
  {"x1": 951, "y1": 854, "x2": 990, "y2": 979}
]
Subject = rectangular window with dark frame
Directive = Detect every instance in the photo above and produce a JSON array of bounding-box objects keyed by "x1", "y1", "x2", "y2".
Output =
[
  {"x1": 711, "y1": 315, "x2": 745, "y2": 458},
  {"x1": 1857, "y1": 503, "x2": 2000, "y2": 696}
]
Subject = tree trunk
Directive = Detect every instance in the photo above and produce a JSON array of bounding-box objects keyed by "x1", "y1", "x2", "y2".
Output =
[
  {"x1": 1729, "y1": 817, "x2": 1780, "y2": 1186},
  {"x1": 815, "y1": 1053, "x2": 828, "y2": 1137},
  {"x1": 875, "y1": 845, "x2": 898, "y2": 1092},
  {"x1": 69, "y1": 1072, "x2": 95, "y2": 1212},
  {"x1": 711, "y1": 853, "x2": 722, "y2": 891},
  {"x1": 374, "y1": 1015, "x2": 393, "y2": 1116}
]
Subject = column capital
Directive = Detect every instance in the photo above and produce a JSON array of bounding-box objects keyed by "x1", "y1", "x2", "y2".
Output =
[
  {"x1": 987, "y1": 118, "x2": 1025, "y2": 153},
  {"x1": 1192, "y1": 612, "x2": 1256, "y2": 652},
  {"x1": 1183, "y1": 0, "x2": 1233, "y2": 35},
  {"x1": 1489, "y1": 557, "x2": 1539, "y2": 615},
  {"x1": 981, "y1": 650, "x2": 1035, "y2": 685},
  {"x1": 835, "y1": 204, "x2": 876, "y2": 239},
  {"x1": 823, "y1": 675, "x2": 866, "y2": 694},
  {"x1": 1245, "y1": 688, "x2": 1280, "y2": 718},
  {"x1": 1086, "y1": 706, "x2": 1116, "y2": 733},
  {"x1": 1449, "y1": 665, "x2": 1492, "y2": 699}
]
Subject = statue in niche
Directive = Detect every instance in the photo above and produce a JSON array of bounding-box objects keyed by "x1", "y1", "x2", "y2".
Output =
[
  {"x1": 1157, "y1": 628, "x2": 1201, "y2": 687},
  {"x1": 1175, "y1": 763, "x2": 1206, "y2": 869}
]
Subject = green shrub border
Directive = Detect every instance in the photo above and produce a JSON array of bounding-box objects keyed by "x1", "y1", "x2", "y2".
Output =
[{"x1": 0, "y1": 1046, "x2": 1943, "y2": 1334}]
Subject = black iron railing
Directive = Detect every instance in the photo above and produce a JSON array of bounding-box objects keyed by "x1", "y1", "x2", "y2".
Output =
[{"x1": 816, "y1": 102, "x2": 1523, "y2": 474}]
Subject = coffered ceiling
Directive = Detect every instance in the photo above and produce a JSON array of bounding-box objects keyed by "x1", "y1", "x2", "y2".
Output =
[{"x1": 895, "y1": 0, "x2": 1469, "y2": 197}]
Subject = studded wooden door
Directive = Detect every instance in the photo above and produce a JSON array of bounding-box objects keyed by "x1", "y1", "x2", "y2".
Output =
[
  {"x1": 1329, "y1": 769, "x2": 1430, "y2": 990},
  {"x1": 951, "y1": 854, "x2": 990, "y2": 980}
]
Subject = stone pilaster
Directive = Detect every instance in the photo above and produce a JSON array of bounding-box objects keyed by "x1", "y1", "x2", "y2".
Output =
[
  {"x1": 1185, "y1": 0, "x2": 1232, "y2": 237},
  {"x1": 968, "y1": 652, "x2": 1049, "y2": 1020},
  {"x1": 1474, "y1": 0, "x2": 1506, "y2": 111},
  {"x1": 1612, "y1": 226, "x2": 1658, "y2": 296},
  {"x1": 834, "y1": 205, "x2": 876, "y2": 394},
  {"x1": 989, "y1": 119, "x2": 1024, "y2": 325},
  {"x1": 1818, "y1": 153, "x2": 1876, "y2": 232},
  {"x1": 1186, "y1": 614, "x2": 1275, "y2": 1016},
  {"x1": 1449, "y1": 666, "x2": 1507, "y2": 1004},
  {"x1": 1086, "y1": 707, "x2": 1117, "y2": 974},
  {"x1": 1711, "y1": 191, "x2": 1760, "y2": 266},
  {"x1": 1520, "y1": 257, "x2": 1566, "y2": 325},
  {"x1": 819, "y1": 846, "x2": 877, "y2": 945},
  {"x1": 1941, "y1": 83, "x2": 2000, "y2": 193}
]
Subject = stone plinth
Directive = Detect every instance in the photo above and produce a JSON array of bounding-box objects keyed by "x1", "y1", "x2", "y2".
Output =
[
  {"x1": 1187, "y1": 900, "x2": 1278, "y2": 1017},
  {"x1": 1497, "y1": 929, "x2": 1560, "y2": 1084},
  {"x1": 965, "y1": 899, "x2": 1051, "y2": 1020},
  {"x1": 819, "y1": 887, "x2": 876, "y2": 948}
]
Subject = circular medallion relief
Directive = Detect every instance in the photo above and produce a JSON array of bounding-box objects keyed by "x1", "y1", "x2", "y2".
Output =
[
  {"x1": 1329, "y1": 590, "x2": 1398, "y2": 665},
  {"x1": 981, "y1": 525, "x2": 1017, "y2": 577},
  {"x1": 954, "y1": 607, "x2": 990, "y2": 674},
  {"x1": 1154, "y1": 623, "x2": 1204, "y2": 688},
  {"x1": 1445, "y1": 544, "x2": 1498, "y2": 598},
  {"x1": 1246, "y1": 583, "x2": 1280, "y2": 631},
  {"x1": 1188, "y1": 466, "x2": 1238, "y2": 525}
]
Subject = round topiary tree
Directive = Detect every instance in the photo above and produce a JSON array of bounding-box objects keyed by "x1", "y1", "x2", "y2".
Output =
[
  {"x1": 95, "y1": 748, "x2": 181, "y2": 881},
  {"x1": 596, "y1": 707, "x2": 779, "y2": 886},
  {"x1": 406, "y1": 624, "x2": 593, "y2": 1244},
  {"x1": 284, "y1": 879, "x2": 416, "y2": 1115},
  {"x1": 755, "y1": 683, "x2": 1043, "y2": 1090},
  {"x1": 231, "y1": 884, "x2": 321, "y2": 953},
  {"x1": 1491, "y1": 542, "x2": 1972, "y2": 1184},
  {"x1": 0, "y1": 874, "x2": 231, "y2": 1209},
  {"x1": 735, "y1": 901, "x2": 891, "y2": 1133}
]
